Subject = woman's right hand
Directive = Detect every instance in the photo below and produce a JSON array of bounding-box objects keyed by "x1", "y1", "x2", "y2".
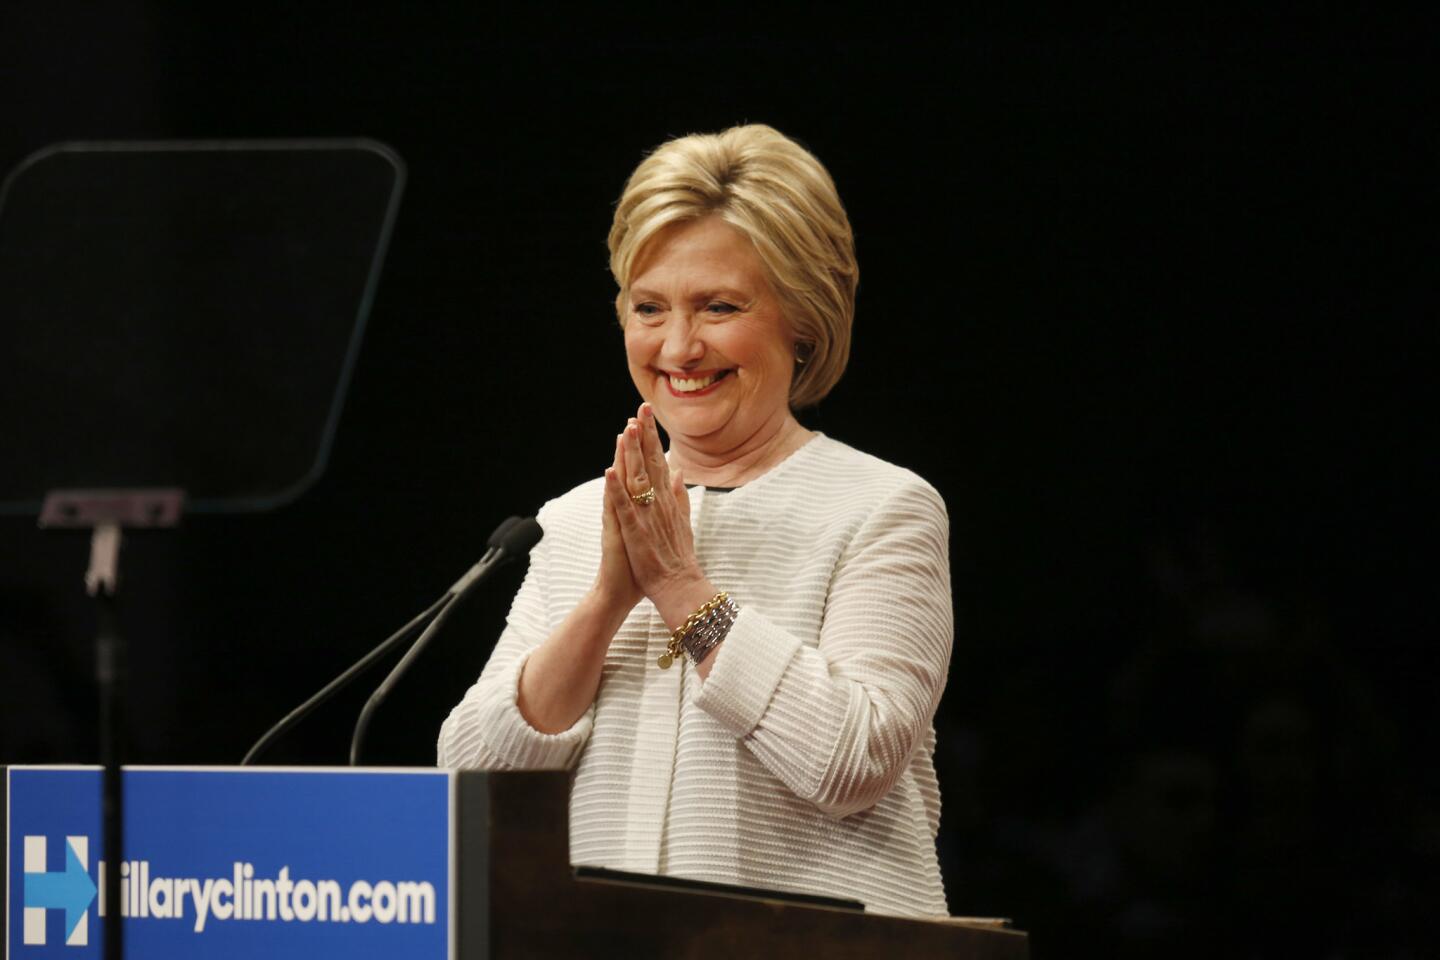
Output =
[
  {"x1": 594, "y1": 430, "x2": 646, "y2": 612},
  {"x1": 512, "y1": 431, "x2": 636, "y2": 731},
  {"x1": 515, "y1": 431, "x2": 641, "y2": 735}
]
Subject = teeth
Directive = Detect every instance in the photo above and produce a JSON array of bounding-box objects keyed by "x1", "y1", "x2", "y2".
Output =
[{"x1": 669, "y1": 372, "x2": 723, "y2": 392}]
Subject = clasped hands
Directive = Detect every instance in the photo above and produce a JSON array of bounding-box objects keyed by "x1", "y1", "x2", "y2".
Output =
[{"x1": 598, "y1": 402, "x2": 717, "y2": 632}]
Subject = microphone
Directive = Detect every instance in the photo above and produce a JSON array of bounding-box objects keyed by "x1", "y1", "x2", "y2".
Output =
[
  {"x1": 240, "y1": 516, "x2": 539, "y2": 766},
  {"x1": 494, "y1": 514, "x2": 543, "y2": 556},
  {"x1": 447, "y1": 515, "x2": 523, "y2": 594},
  {"x1": 348, "y1": 516, "x2": 542, "y2": 765}
]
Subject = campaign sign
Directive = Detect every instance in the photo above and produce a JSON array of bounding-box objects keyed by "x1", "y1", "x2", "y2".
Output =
[{"x1": 6, "y1": 767, "x2": 452, "y2": 959}]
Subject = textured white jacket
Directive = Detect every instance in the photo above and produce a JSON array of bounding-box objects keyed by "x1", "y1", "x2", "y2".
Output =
[{"x1": 437, "y1": 434, "x2": 952, "y2": 916}]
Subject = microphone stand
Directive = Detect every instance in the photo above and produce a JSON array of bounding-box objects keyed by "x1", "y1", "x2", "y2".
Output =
[
  {"x1": 242, "y1": 517, "x2": 530, "y2": 766},
  {"x1": 347, "y1": 556, "x2": 490, "y2": 765},
  {"x1": 350, "y1": 516, "x2": 542, "y2": 765},
  {"x1": 239, "y1": 595, "x2": 449, "y2": 765}
]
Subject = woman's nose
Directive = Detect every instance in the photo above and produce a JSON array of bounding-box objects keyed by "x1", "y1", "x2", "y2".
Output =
[{"x1": 660, "y1": 316, "x2": 705, "y2": 365}]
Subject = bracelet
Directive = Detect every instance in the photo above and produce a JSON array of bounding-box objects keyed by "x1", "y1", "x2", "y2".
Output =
[
  {"x1": 681, "y1": 594, "x2": 738, "y2": 665},
  {"x1": 657, "y1": 591, "x2": 739, "y2": 669}
]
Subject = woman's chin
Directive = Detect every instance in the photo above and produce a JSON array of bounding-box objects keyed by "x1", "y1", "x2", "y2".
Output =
[{"x1": 656, "y1": 405, "x2": 732, "y2": 443}]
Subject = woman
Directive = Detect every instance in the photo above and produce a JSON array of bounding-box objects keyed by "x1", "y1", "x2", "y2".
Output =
[{"x1": 438, "y1": 124, "x2": 952, "y2": 917}]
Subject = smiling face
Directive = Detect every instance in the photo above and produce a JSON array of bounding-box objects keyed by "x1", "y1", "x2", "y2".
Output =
[{"x1": 623, "y1": 216, "x2": 797, "y2": 453}]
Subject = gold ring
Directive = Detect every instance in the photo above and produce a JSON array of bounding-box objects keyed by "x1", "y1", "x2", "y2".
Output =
[{"x1": 630, "y1": 487, "x2": 656, "y2": 506}]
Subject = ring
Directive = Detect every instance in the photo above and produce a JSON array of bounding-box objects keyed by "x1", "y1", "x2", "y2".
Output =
[{"x1": 630, "y1": 487, "x2": 656, "y2": 506}]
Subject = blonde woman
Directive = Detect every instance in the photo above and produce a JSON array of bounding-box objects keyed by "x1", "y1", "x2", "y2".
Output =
[{"x1": 439, "y1": 124, "x2": 953, "y2": 917}]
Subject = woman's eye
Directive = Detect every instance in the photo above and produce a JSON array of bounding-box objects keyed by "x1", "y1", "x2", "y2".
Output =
[
  {"x1": 706, "y1": 302, "x2": 739, "y2": 315},
  {"x1": 633, "y1": 303, "x2": 664, "y2": 322}
]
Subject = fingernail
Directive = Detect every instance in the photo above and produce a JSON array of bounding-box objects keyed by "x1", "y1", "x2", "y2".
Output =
[{"x1": 641, "y1": 402, "x2": 653, "y2": 420}]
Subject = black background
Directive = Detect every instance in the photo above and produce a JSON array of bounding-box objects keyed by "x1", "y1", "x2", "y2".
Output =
[{"x1": 1, "y1": 6, "x2": 1434, "y2": 956}]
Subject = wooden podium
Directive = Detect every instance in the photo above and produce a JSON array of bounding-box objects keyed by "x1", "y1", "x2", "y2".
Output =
[
  {"x1": 461, "y1": 771, "x2": 1028, "y2": 958},
  {"x1": 4, "y1": 766, "x2": 1027, "y2": 958}
]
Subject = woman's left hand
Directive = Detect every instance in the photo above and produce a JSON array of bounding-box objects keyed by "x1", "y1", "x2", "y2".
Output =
[{"x1": 603, "y1": 402, "x2": 718, "y2": 629}]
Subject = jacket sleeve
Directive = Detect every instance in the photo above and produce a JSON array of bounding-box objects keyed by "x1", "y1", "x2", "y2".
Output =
[
  {"x1": 436, "y1": 511, "x2": 594, "y2": 770},
  {"x1": 691, "y1": 477, "x2": 952, "y2": 818}
]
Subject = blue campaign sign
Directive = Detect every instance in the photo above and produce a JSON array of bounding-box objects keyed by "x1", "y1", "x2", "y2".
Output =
[{"x1": 6, "y1": 767, "x2": 452, "y2": 960}]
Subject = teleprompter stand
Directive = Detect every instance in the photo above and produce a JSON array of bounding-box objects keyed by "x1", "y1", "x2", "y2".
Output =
[
  {"x1": 38, "y1": 489, "x2": 183, "y2": 959},
  {"x1": 0, "y1": 139, "x2": 405, "y2": 957}
]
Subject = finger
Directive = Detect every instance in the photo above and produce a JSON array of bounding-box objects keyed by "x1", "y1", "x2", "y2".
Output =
[
  {"x1": 602, "y1": 471, "x2": 636, "y2": 563},
  {"x1": 623, "y1": 421, "x2": 649, "y2": 495},
  {"x1": 601, "y1": 468, "x2": 619, "y2": 530},
  {"x1": 612, "y1": 432, "x2": 628, "y2": 488},
  {"x1": 672, "y1": 468, "x2": 691, "y2": 522},
  {"x1": 638, "y1": 402, "x2": 670, "y2": 487},
  {"x1": 604, "y1": 466, "x2": 636, "y2": 528}
]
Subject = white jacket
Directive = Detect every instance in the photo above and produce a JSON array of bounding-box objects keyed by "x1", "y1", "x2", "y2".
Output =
[{"x1": 437, "y1": 434, "x2": 952, "y2": 916}]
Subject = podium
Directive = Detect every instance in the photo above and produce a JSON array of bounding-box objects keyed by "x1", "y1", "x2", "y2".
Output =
[{"x1": 4, "y1": 767, "x2": 1028, "y2": 958}]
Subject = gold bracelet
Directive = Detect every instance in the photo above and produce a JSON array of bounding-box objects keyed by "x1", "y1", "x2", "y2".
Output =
[{"x1": 658, "y1": 591, "x2": 729, "y2": 670}]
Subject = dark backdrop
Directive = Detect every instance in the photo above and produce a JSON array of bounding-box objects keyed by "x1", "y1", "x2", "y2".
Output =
[{"x1": 1, "y1": 7, "x2": 1433, "y2": 956}]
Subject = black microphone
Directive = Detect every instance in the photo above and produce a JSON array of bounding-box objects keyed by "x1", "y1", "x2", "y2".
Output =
[
  {"x1": 496, "y1": 514, "x2": 543, "y2": 555},
  {"x1": 240, "y1": 516, "x2": 538, "y2": 766},
  {"x1": 348, "y1": 516, "x2": 543, "y2": 765},
  {"x1": 447, "y1": 515, "x2": 522, "y2": 594}
]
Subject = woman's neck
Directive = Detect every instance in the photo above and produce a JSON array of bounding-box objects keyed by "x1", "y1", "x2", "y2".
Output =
[{"x1": 667, "y1": 411, "x2": 813, "y2": 488}]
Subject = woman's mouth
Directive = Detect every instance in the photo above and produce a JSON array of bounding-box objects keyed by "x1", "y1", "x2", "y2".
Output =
[{"x1": 663, "y1": 369, "x2": 732, "y2": 397}]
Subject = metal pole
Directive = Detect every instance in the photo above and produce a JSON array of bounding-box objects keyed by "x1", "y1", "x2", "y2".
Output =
[{"x1": 90, "y1": 524, "x2": 124, "y2": 960}]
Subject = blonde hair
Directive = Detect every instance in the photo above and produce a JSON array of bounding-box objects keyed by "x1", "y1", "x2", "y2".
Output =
[{"x1": 608, "y1": 124, "x2": 857, "y2": 409}]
